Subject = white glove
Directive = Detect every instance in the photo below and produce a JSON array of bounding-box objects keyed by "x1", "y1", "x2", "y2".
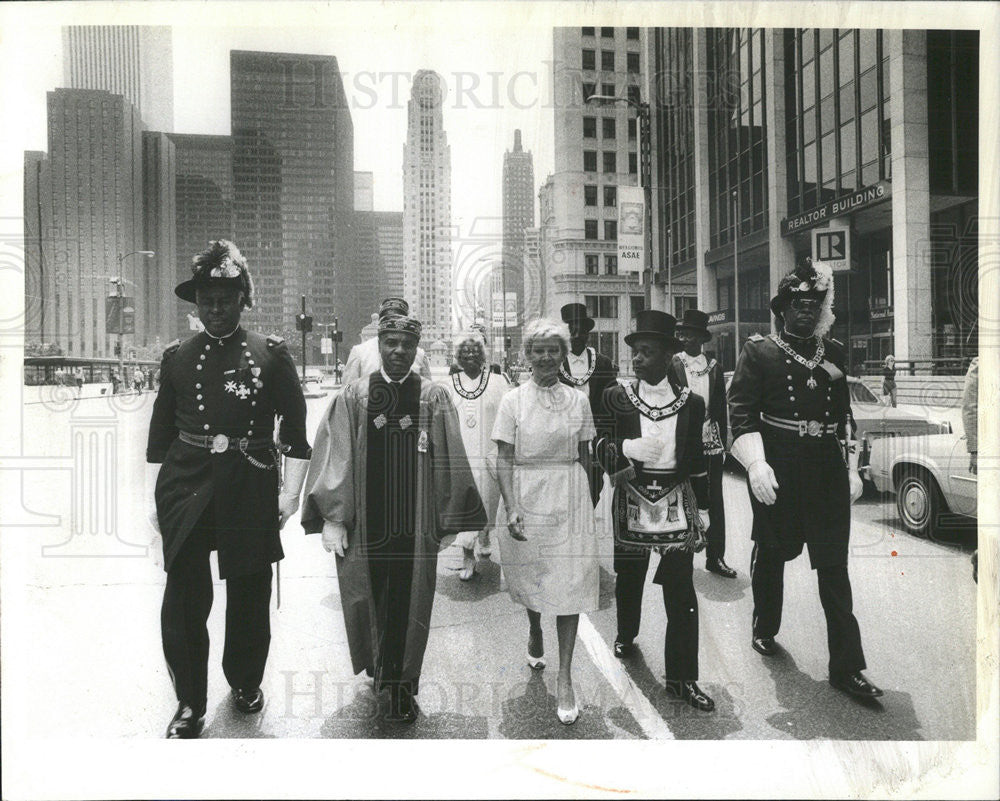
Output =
[
  {"x1": 622, "y1": 436, "x2": 664, "y2": 463},
  {"x1": 146, "y1": 463, "x2": 161, "y2": 534},
  {"x1": 848, "y1": 471, "x2": 863, "y2": 504},
  {"x1": 322, "y1": 520, "x2": 349, "y2": 557},
  {"x1": 747, "y1": 461, "x2": 779, "y2": 506},
  {"x1": 698, "y1": 509, "x2": 710, "y2": 530},
  {"x1": 278, "y1": 456, "x2": 310, "y2": 529}
]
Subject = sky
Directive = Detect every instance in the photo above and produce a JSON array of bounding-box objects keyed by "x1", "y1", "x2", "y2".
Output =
[{"x1": 0, "y1": 4, "x2": 558, "y2": 266}]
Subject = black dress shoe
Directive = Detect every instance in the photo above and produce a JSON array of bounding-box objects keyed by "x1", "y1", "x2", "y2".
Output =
[
  {"x1": 232, "y1": 687, "x2": 265, "y2": 714},
  {"x1": 752, "y1": 636, "x2": 777, "y2": 656},
  {"x1": 830, "y1": 671, "x2": 884, "y2": 699},
  {"x1": 384, "y1": 686, "x2": 420, "y2": 724},
  {"x1": 613, "y1": 639, "x2": 635, "y2": 658},
  {"x1": 665, "y1": 680, "x2": 716, "y2": 712},
  {"x1": 706, "y1": 558, "x2": 737, "y2": 578},
  {"x1": 165, "y1": 704, "x2": 205, "y2": 739}
]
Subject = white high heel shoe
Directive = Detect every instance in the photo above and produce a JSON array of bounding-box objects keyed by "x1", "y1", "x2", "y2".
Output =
[
  {"x1": 556, "y1": 679, "x2": 579, "y2": 724},
  {"x1": 527, "y1": 652, "x2": 546, "y2": 670}
]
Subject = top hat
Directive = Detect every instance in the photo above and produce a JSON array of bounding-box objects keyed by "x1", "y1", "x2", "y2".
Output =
[
  {"x1": 625, "y1": 309, "x2": 680, "y2": 349},
  {"x1": 560, "y1": 302, "x2": 595, "y2": 333},
  {"x1": 175, "y1": 240, "x2": 254, "y2": 306},
  {"x1": 675, "y1": 308, "x2": 712, "y2": 342}
]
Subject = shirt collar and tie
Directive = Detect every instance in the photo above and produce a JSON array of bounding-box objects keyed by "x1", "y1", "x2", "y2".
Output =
[{"x1": 639, "y1": 373, "x2": 677, "y2": 401}]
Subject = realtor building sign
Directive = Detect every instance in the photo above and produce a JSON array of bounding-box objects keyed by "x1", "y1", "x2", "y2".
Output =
[{"x1": 781, "y1": 181, "x2": 890, "y2": 236}]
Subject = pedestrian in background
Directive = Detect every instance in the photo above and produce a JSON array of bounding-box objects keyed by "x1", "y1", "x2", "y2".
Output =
[
  {"x1": 962, "y1": 355, "x2": 978, "y2": 582},
  {"x1": 445, "y1": 330, "x2": 509, "y2": 580},
  {"x1": 134, "y1": 366, "x2": 145, "y2": 394},
  {"x1": 881, "y1": 354, "x2": 897, "y2": 407},
  {"x1": 728, "y1": 259, "x2": 882, "y2": 700},
  {"x1": 147, "y1": 239, "x2": 312, "y2": 738},
  {"x1": 492, "y1": 318, "x2": 599, "y2": 725},
  {"x1": 110, "y1": 370, "x2": 120, "y2": 395},
  {"x1": 670, "y1": 308, "x2": 737, "y2": 579},
  {"x1": 597, "y1": 310, "x2": 716, "y2": 712}
]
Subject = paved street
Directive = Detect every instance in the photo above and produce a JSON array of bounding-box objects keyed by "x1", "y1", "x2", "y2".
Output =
[{"x1": 2, "y1": 383, "x2": 978, "y2": 741}]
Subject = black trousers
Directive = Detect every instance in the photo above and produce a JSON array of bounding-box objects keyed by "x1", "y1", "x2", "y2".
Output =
[
  {"x1": 750, "y1": 543, "x2": 866, "y2": 674},
  {"x1": 705, "y1": 452, "x2": 727, "y2": 563},
  {"x1": 367, "y1": 531, "x2": 416, "y2": 696},
  {"x1": 160, "y1": 511, "x2": 273, "y2": 713},
  {"x1": 614, "y1": 544, "x2": 699, "y2": 681}
]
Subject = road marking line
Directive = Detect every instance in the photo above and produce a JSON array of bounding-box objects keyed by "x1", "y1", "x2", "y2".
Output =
[{"x1": 577, "y1": 613, "x2": 674, "y2": 740}]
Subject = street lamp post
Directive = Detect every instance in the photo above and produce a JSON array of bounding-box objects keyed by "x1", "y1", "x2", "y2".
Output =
[
  {"x1": 585, "y1": 92, "x2": 653, "y2": 312},
  {"x1": 112, "y1": 250, "x2": 155, "y2": 380}
]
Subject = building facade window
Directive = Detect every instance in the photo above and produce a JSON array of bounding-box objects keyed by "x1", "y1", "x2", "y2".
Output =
[
  {"x1": 582, "y1": 49, "x2": 596, "y2": 71},
  {"x1": 602, "y1": 82, "x2": 616, "y2": 97},
  {"x1": 582, "y1": 27, "x2": 595, "y2": 37},
  {"x1": 604, "y1": 185, "x2": 617, "y2": 206},
  {"x1": 605, "y1": 254, "x2": 618, "y2": 275},
  {"x1": 628, "y1": 117, "x2": 637, "y2": 140},
  {"x1": 627, "y1": 52, "x2": 641, "y2": 73},
  {"x1": 603, "y1": 151, "x2": 617, "y2": 172},
  {"x1": 583, "y1": 150, "x2": 598, "y2": 171},
  {"x1": 585, "y1": 294, "x2": 619, "y2": 318},
  {"x1": 604, "y1": 220, "x2": 618, "y2": 240},
  {"x1": 628, "y1": 152, "x2": 637, "y2": 174},
  {"x1": 602, "y1": 50, "x2": 615, "y2": 70},
  {"x1": 585, "y1": 253, "x2": 600, "y2": 274},
  {"x1": 603, "y1": 117, "x2": 616, "y2": 138},
  {"x1": 626, "y1": 27, "x2": 640, "y2": 40},
  {"x1": 583, "y1": 116, "x2": 597, "y2": 138},
  {"x1": 584, "y1": 184, "x2": 598, "y2": 206},
  {"x1": 583, "y1": 82, "x2": 596, "y2": 102},
  {"x1": 601, "y1": 27, "x2": 615, "y2": 38},
  {"x1": 598, "y1": 332, "x2": 619, "y2": 364},
  {"x1": 707, "y1": 27, "x2": 769, "y2": 248},
  {"x1": 783, "y1": 29, "x2": 891, "y2": 215},
  {"x1": 585, "y1": 219, "x2": 599, "y2": 239}
]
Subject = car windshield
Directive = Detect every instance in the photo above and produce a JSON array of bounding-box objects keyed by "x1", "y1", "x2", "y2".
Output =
[{"x1": 849, "y1": 381, "x2": 879, "y2": 404}]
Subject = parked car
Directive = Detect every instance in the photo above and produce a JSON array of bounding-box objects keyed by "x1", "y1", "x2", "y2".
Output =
[
  {"x1": 721, "y1": 371, "x2": 949, "y2": 474},
  {"x1": 868, "y1": 431, "x2": 977, "y2": 536}
]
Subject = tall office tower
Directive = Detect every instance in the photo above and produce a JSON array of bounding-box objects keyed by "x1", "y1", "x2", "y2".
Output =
[
  {"x1": 230, "y1": 51, "x2": 356, "y2": 357},
  {"x1": 501, "y1": 129, "x2": 535, "y2": 353},
  {"x1": 402, "y1": 69, "x2": 453, "y2": 344},
  {"x1": 548, "y1": 27, "x2": 645, "y2": 371},
  {"x1": 25, "y1": 89, "x2": 145, "y2": 359},
  {"x1": 644, "y1": 28, "x2": 979, "y2": 370},
  {"x1": 166, "y1": 134, "x2": 235, "y2": 340},
  {"x1": 373, "y1": 211, "x2": 405, "y2": 300},
  {"x1": 141, "y1": 131, "x2": 177, "y2": 349},
  {"x1": 62, "y1": 25, "x2": 174, "y2": 131},
  {"x1": 23, "y1": 151, "x2": 50, "y2": 348},
  {"x1": 354, "y1": 171, "x2": 374, "y2": 212}
]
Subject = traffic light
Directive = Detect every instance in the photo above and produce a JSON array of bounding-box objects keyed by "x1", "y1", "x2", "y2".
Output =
[
  {"x1": 504, "y1": 336, "x2": 512, "y2": 349},
  {"x1": 295, "y1": 313, "x2": 313, "y2": 332}
]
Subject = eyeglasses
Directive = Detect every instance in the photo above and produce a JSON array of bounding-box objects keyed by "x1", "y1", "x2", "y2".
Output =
[{"x1": 789, "y1": 298, "x2": 821, "y2": 311}]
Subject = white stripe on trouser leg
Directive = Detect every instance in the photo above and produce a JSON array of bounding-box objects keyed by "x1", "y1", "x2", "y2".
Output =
[{"x1": 577, "y1": 613, "x2": 674, "y2": 740}]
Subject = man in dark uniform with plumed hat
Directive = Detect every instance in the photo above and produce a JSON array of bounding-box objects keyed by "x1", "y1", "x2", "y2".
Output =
[
  {"x1": 728, "y1": 259, "x2": 883, "y2": 699},
  {"x1": 146, "y1": 240, "x2": 312, "y2": 737}
]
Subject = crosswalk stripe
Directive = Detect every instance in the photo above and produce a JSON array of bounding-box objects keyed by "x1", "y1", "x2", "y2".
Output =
[{"x1": 577, "y1": 613, "x2": 674, "y2": 740}]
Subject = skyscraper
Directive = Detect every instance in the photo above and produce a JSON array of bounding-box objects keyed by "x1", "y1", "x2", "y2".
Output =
[
  {"x1": 402, "y1": 69, "x2": 453, "y2": 344},
  {"x1": 26, "y1": 89, "x2": 145, "y2": 359},
  {"x1": 62, "y1": 25, "x2": 174, "y2": 131},
  {"x1": 167, "y1": 133, "x2": 235, "y2": 340},
  {"x1": 501, "y1": 129, "x2": 535, "y2": 352},
  {"x1": 141, "y1": 131, "x2": 177, "y2": 349},
  {"x1": 544, "y1": 27, "x2": 645, "y2": 372},
  {"x1": 230, "y1": 50, "x2": 357, "y2": 355}
]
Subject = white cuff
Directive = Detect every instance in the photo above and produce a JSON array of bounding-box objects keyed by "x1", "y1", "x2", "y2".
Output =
[
  {"x1": 281, "y1": 456, "x2": 310, "y2": 497},
  {"x1": 730, "y1": 432, "x2": 766, "y2": 470}
]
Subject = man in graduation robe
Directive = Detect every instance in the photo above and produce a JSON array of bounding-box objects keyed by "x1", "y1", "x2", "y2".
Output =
[{"x1": 301, "y1": 314, "x2": 487, "y2": 723}]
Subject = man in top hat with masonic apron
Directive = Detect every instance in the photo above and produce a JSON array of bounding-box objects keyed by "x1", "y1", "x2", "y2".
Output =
[
  {"x1": 669, "y1": 308, "x2": 737, "y2": 579},
  {"x1": 146, "y1": 240, "x2": 312, "y2": 737},
  {"x1": 727, "y1": 259, "x2": 883, "y2": 699}
]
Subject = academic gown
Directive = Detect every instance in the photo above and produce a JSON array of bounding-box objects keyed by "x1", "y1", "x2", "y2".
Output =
[{"x1": 301, "y1": 372, "x2": 486, "y2": 691}]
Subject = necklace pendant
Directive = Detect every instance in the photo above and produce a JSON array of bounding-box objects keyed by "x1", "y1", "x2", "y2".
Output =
[{"x1": 806, "y1": 374, "x2": 818, "y2": 390}]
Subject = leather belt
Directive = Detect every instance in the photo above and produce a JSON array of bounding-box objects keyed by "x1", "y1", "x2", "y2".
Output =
[
  {"x1": 761, "y1": 413, "x2": 838, "y2": 438},
  {"x1": 179, "y1": 431, "x2": 274, "y2": 454}
]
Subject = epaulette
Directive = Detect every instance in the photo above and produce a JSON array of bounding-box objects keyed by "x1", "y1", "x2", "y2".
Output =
[
  {"x1": 748, "y1": 333, "x2": 765, "y2": 342},
  {"x1": 267, "y1": 334, "x2": 285, "y2": 348},
  {"x1": 162, "y1": 339, "x2": 181, "y2": 358}
]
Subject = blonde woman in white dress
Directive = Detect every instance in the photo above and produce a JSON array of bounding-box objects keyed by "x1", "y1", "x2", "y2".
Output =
[
  {"x1": 444, "y1": 332, "x2": 510, "y2": 580},
  {"x1": 491, "y1": 318, "x2": 599, "y2": 725}
]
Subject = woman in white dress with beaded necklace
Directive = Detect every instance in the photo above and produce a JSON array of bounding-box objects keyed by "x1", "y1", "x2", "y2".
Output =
[
  {"x1": 491, "y1": 318, "x2": 599, "y2": 725},
  {"x1": 444, "y1": 331, "x2": 510, "y2": 580}
]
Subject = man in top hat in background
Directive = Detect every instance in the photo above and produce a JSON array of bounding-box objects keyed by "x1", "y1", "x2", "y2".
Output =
[
  {"x1": 558, "y1": 302, "x2": 619, "y2": 506},
  {"x1": 146, "y1": 240, "x2": 312, "y2": 737},
  {"x1": 728, "y1": 259, "x2": 882, "y2": 699},
  {"x1": 669, "y1": 309, "x2": 737, "y2": 579},
  {"x1": 302, "y1": 313, "x2": 487, "y2": 723},
  {"x1": 596, "y1": 310, "x2": 715, "y2": 711},
  {"x1": 341, "y1": 298, "x2": 433, "y2": 384}
]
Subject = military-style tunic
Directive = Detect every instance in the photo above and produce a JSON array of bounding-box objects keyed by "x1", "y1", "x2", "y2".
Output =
[
  {"x1": 728, "y1": 333, "x2": 854, "y2": 567},
  {"x1": 146, "y1": 325, "x2": 311, "y2": 578}
]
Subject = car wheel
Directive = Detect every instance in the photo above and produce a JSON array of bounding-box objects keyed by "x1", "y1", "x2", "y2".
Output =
[{"x1": 896, "y1": 469, "x2": 941, "y2": 537}]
